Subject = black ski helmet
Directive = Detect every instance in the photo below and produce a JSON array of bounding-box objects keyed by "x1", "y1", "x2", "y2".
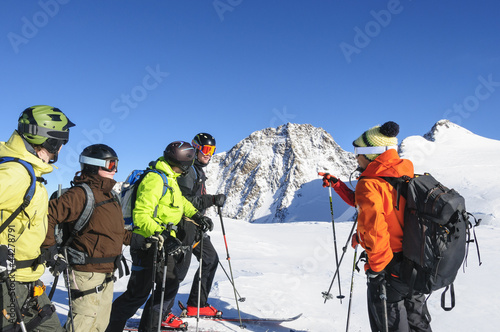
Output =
[
  {"x1": 79, "y1": 144, "x2": 119, "y2": 174},
  {"x1": 192, "y1": 133, "x2": 216, "y2": 157},
  {"x1": 17, "y1": 105, "x2": 75, "y2": 163},
  {"x1": 163, "y1": 141, "x2": 195, "y2": 173}
]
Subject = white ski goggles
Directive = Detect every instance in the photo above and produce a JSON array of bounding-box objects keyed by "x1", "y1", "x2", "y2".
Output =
[
  {"x1": 79, "y1": 155, "x2": 118, "y2": 172},
  {"x1": 354, "y1": 146, "x2": 398, "y2": 155}
]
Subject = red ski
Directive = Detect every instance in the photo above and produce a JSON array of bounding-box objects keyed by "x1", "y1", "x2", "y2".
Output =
[{"x1": 178, "y1": 301, "x2": 302, "y2": 325}]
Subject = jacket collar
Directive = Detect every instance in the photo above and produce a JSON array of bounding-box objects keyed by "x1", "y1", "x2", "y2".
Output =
[
  {"x1": 72, "y1": 172, "x2": 117, "y2": 194},
  {"x1": 0, "y1": 131, "x2": 54, "y2": 176},
  {"x1": 153, "y1": 157, "x2": 181, "y2": 178},
  {"x1": 360, "y1": 149, "x2": 414, "y2": 178}
]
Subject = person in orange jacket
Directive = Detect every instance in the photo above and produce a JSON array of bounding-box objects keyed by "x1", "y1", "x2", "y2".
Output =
[{"x1": 322, "y1": 121, "x2": 432, "y2": 332}]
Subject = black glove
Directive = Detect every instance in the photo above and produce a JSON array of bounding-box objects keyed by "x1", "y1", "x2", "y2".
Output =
[
  {"x1": 212, "y1": 194, "x2": 226, "y2": 207},
  {"x1": 366, "y1": 269, "x2": 386, "y2": 286},
  {"x1": 44, "y1": 246, "x2": 68, "y2": 277},
  {"x1": 163, "y1": 235, "x2": 183, "y2": 256},
  {"x1": 191, "y1": 212, "x2": 214, "y2": 232}
]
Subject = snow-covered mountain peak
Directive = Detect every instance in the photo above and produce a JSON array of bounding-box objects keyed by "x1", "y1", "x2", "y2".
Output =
[
  {"x1": 206, "y1": 123, "x2": 357, "y2": 222},
  {"x1": 423, "y1": 119, "x2": 474, "y2": 142}
]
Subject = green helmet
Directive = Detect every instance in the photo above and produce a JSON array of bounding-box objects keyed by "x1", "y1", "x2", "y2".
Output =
[{"x1": 17, "y1": 105, "x2": 75, "y2": 161}]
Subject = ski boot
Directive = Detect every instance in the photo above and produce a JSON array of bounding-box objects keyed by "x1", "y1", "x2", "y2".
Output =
[
  {"x1": 185, "y1": 304, "x2": 222, "y2": 318},
  {"x1": 161, "y1": 312, "x2": 188, "y2": 330}
]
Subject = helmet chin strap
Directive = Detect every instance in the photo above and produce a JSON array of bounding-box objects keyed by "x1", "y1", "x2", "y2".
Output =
[{"x1": 48, "y1": 152, "x2": 58, "y2": 164}]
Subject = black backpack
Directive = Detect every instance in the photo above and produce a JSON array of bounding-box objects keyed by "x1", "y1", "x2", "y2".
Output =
[{"x1": 381, "y1": 173, "x2": 481, "y2": 311}]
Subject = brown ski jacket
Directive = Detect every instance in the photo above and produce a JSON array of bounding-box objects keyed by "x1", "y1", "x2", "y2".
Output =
[{"x1": 44, "y1": 173, "x2": 132, "y2": 273}]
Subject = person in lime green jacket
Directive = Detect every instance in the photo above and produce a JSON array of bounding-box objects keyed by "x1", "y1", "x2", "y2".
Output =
[
  {"x1": 0, "y1": 105, "x2": 74, "y2": 332},
  {"x1": 106, "y1": 141, "x2": 214, "y2": 332}
]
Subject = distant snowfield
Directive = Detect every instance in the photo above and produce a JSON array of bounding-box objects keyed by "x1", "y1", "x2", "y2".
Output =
[{"x1": 43, "y1": 216, "x2": 495, "y2": 332}]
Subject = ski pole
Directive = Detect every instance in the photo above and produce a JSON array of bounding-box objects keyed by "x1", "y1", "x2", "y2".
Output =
[
  {"x1": 62, "y1": 246, "x2": 75, "y2": 332},
  {"x1": 380, "y1": 279, "x2": 389, "y2": 332},
  {"x1": 157, "y1": 248, "x2": 167, "y2": 332},
  {"x1": 196, "y1": 233, "x2": 204, "y2": 332},
  {"x1": 4, "y1": 276, "x2": 27, "y2": 332},
  {"x1": 322, "y1": 220, "x2": 357, "y2": 303},
  {"x1": 49, "y1": 184, "x2": 64, "y2": 301},
  {"x1": 327, "y1": 186, "x2": 344, "y2": 302},
  {"x1": 150, "y1": 240, "x2": 158, "y2": 332},
  {"x1": 56, "y1": 184, "x2": 75, "y2": 332},
  {"x1": 47, "y1": 185, "x2": 63, "y2": 301},
  {"x1": 218, "y1": 207, "x2": 244, "y2": 329},
  {"x1": 218, "y1": 261, "x2": 245, "y2": 302},
  {"x1": 48, "y1": 275, "x2": 58, "y2": 300},
  {"x1": 345, "y1": 244, "x2": 358, "y2": 332}
]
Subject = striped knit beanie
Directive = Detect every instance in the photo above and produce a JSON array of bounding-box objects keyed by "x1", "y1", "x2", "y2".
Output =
[{"x1": 352, "y1": 121, "x2": 399, "y2": 161}]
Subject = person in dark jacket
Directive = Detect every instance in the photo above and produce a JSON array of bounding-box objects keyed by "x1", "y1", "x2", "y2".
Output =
[
  {"x1": 176, "y1": 133, "x2": 226, "y2": 317},
  {"x1": 44, "y1": 144, "x2": 133, "y2": 332}
]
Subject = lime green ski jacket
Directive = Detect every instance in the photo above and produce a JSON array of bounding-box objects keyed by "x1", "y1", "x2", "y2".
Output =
[
  {"x1": 132, "y1": 157, "x2": 198, "y2": 238},
  {"x1": 0, "y1": 131, "x2": 54, "y2": 282}
]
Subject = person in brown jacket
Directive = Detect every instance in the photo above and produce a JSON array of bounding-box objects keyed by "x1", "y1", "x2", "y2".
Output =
[{"x1": 43, "y1": 144, "x2": 132, "y2": 332}]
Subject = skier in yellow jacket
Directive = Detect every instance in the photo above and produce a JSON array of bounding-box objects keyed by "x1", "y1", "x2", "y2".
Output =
[
  {"x1": 106, "y1": 141, "x2": 213, "y2": 332},
  {"x1": 0, "y1": 105, "x2": 74, "y2": 331}
]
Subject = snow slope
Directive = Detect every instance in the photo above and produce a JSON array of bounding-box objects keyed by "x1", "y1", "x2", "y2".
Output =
[{"x1": 42, "y1": 120, "x2": 499, "y2": 331}]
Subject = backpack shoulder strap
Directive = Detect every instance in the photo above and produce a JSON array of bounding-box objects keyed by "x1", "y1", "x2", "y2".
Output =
[
  {"x1": 377, "y1": 175, "x2": 411, "y2": 211},
  {"x1": 191, "y1": 165, "x2": 199, "y2": 181},
  {"x1": 62, "y1": 183, "x2": 95, "y2": 247},
  {"x1": 0, "y1": 157, "x2": 40, "y2": 234},
  {"x1": 146, "y1": 169, "x2": 171, "y2": 199}
]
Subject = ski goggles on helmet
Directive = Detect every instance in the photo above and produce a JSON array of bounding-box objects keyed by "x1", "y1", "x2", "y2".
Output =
[
  {"x1": 79, "y1": 156, "x2": 118, "y2": 172},
  {"x1": 192, "y1": 142, "x2": 216, "y2": 156}
]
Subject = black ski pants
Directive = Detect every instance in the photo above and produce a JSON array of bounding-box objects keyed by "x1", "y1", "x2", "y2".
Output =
[
  {"x1": 176, "y1": 219, "x2": 219, "y2": 308},
  {"x1": 105, "y1": 237, "x2": 189, "y2": 332},
  {"x1": 367, "y1": 273, "x2": 432, "y2": 332},
  {"x1": 185, "y1": 233, "x2": 219, "y2": 307}
]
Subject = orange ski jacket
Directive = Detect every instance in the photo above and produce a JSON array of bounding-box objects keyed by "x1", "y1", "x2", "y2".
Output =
[{"x1": 354, "y1": 149, "x2": 414, "y2": 273}]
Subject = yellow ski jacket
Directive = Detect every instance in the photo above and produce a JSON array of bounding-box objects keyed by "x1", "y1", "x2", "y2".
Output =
[
  {"x1": 132, "y1": 157, "x2": 198, "y2": 238},
  {"x1": 0, "y1": 131, "x2": 54, "y2": 282}
]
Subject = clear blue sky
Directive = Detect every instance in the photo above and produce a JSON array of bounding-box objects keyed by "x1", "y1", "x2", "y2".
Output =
[{"x1": 1, "y1": 1, "x2": 499, "y2": 194}]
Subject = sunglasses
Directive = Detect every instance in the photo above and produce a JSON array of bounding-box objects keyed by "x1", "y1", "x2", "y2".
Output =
[{"x1": 192, "y1": 142, "x2": 216, "y2": 156}]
